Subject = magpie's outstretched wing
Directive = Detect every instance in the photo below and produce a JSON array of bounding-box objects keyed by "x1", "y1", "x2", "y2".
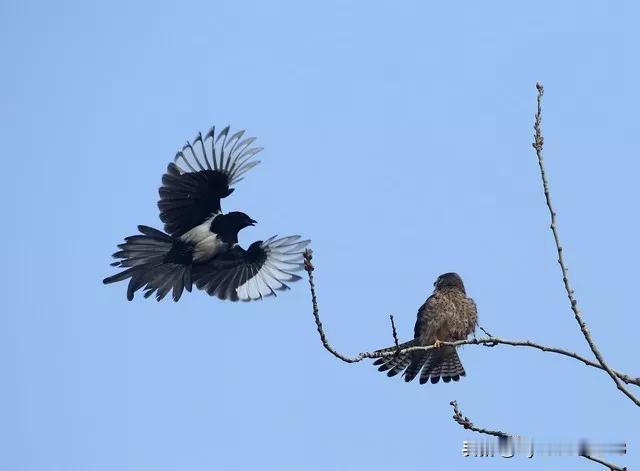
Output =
[
  {"x1": 192, "y1": 236, "x2": 310, "y2": 301},
  {"x1": 158, "y1": 126, "x2": 263, "y2": 237}
]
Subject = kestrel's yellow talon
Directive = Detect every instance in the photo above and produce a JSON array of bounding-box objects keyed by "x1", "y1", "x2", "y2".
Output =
[{"x1": 434, "y1": 339, "x2": 442, "y2": 348}]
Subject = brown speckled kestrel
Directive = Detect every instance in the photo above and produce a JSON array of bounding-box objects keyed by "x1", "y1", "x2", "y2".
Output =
[{"x1": 373, "y1": 273, "x2": 477, "y2": 384}]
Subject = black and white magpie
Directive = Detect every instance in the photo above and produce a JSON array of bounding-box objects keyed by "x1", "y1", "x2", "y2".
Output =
[{"x1": 103, "y1": 126, "x2": 309, "y2": 302}]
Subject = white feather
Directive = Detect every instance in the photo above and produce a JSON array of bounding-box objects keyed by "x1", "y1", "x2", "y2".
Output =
[{"x1": 180, "y1": 214, "x2": 227, "y2": 262}]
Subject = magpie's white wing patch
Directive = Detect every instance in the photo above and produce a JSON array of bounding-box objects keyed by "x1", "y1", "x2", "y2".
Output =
[
  {"x1": 192, "y1": 236, "x2": 310, "y2": 302},
  {"x1": 236, "y1": 236, "x2": 309, "y2": 301}
]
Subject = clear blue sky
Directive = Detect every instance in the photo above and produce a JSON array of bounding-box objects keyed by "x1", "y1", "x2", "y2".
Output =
[{"x1": 1, "y1": 1, "x2": 638, "y2": 470}]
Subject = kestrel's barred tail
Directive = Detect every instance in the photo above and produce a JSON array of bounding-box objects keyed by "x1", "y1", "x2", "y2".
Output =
[
  {"x1": 373, "y1": 272, "x2": 476, "y2": 385},
  {"x1": 373, "y1": 340, "x2": 418, "y2": 377},
  {"x1": 418, "y1": 346, "x2": 465, "y2": 384},
  {"x1": 373, "y1": 344, "x2": 465, "y2": 384}
]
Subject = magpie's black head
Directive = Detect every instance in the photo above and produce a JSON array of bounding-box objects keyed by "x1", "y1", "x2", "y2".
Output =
[
  {"x1": 225, "y1": 211, "x2": 257, "y2": 229},
  {"x1": 434, "y1": 272, "x2": 465, "y2": 292},
  {"x1": 210, "y1": 211, "x2": 257, "y2": 244}
]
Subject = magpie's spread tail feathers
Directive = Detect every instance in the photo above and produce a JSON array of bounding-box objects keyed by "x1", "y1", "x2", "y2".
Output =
[
  {"x1": 373, "y1": 343, "x2": 465, "y2": 384},
  {"x1": 103, "y1": 225, "x2": 193, "y2": 302}
]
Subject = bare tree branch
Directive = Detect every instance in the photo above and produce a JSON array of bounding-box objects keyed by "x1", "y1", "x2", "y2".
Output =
[
  {"x1": 303, "y1": 250, "x2": 361, "y2": 363},
  {"x1": 532, "y1": 83, "x2": 640, "y2": 407},
  {"x1": 302, "y1": 82, "x2": 636, "y2": 471},
  {"x1": 478, "y1": 325, "x2": 494, "y2": 337},
  {"x1": 450, "y1": 400, "x2": 507, "y2": 438},
  {"x1": 389, "y1": 314, "x2": 400, "y2": 350},
  {"x1": 302, "y1": 250, "x2": 639, "y2": 386},
  {"x1": 582, "y1": 454, "x2": 629, "y2": 471},
  {"x1": 449, "y1": 401, "x2": 628, "y2": 471}
]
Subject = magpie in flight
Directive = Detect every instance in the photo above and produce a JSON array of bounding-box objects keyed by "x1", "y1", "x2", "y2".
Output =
[{"x1": 103, "y1": 126, "x2": 309, "y2": 302}]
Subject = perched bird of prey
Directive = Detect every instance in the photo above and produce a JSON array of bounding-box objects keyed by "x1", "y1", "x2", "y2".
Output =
[
  {"x1": 373, "y1": 273, "x2": 477, "y2": 384},
  {"x1": 103, "y1": 126, "x2": 309, "y2": 302}
]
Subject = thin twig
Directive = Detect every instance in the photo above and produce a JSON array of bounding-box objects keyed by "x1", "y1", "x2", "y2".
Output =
[
  {"x1": 389, "y1": 314, "x2": 400, "y2": 350},
  {"x1": 581, "y1": 454, "x2": 628, "y2": 471},
  {"x1": 302, "y1": 250, "x2": 639, "y2": 386},
  {"x1": 450, "y1": 400, "x2": 508, "y2": 437},
  {"x1": 532, "y1": 83, "x2": 640, "y2": 407},
  {"x1": 303, "y1": 249, "x2": 359, "y2": 363},
  {"x1": 450, "y1": 401, "x2": 627, "y2": 470},
  {"x1": 478, "y1": 325, "x2": 494, "y2": 338}
]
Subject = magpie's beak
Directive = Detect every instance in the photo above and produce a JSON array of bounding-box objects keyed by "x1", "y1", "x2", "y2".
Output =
[{"x1": 249, "y1": 219, "x2": 257, "y2": 226}]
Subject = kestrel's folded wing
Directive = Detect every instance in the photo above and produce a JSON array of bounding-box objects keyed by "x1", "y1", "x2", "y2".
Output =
[
  {"x1": 192, "y1": 235, "x2": 310, "y2": 301},
  {"x1": 373, "y1": 294, "x2": 448, "y2": 383},
  {"x1": 158, "y1": 126, "x2": 263, "y2": 237},
  {"x1": 413, "y1": 293, "x2": 445, "y2": 340}
]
